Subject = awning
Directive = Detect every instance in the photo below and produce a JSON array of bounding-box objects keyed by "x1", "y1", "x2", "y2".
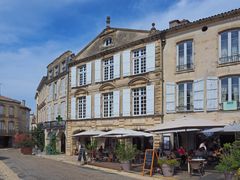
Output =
[
  {"x1": 155, "y1": 128, "x2": 200, "y2": 134},
  {"x1": 96, "y1": 128, "x2": 153, "y2": 138},
  {"x1": 72, "y1": 130, "x2": 104, "y2": 137},
  {"x1": 201, "y1": 121, "x2": 240, "y2": 133},
  {"x1": 147, "y1": 117, "x2": 226, "y2": 132}
]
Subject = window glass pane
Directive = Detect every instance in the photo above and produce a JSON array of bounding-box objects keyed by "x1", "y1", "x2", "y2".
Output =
[
  {"x1": 221, "y1": 78, "x2": 228, "y2": 102},
  {"x1": 221, "y1": 32, "x2": 228, "y2": 57},
  {"x1": 186, "y1": 41, "x2": 193, "y2": 66},
  {"x1": 178, "y1": 43, "x2": 184, "y2": 65},
  {"x1": 103, "y1": 58, "x2": 114, "y2": 81},
  {"x1": 78, "y1": 96, "x2": 86, "y2": 118},
  {"x1": 103, "y1": 92, "x2": 113, "y2": 117},
  {"x1": 133, "y1": 48, "x2": 146, "y2": 75},
  {"x1": 178, "y1": 84, "x2": 184, "y2": 109},
  {"x1": 187, "y1": 83, "x2": 193, "y2": 110},
  {"x1": 133, "y1": 87, "x2": 146, "y2": 115},
  {"x1": 232, "y1": 77, "x2": 239, "y2": 102},
  {"x1": 231, "y1": 30, "x2": 239, "y2": 56},
  {"x1": 79, "y1": 65, "x2": 86, "y2": 86}
]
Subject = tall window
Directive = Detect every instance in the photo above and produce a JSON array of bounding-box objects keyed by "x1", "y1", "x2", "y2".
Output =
[
  {"x1": 48, "y1": 69, "x2": 53, "y2": 79},
  {"x1": 103, "y1": 57, "x2": 114, "y2": 81},
  {"x1": 177, "y1": 82, "x2": 193, "y2": 111},
  {"x1": 53, "y1": 81, "x2": 57, "y2": 100},
  {"x1": 132, "y1": 87, "x2": 146, "y2": 115},
  {"x1": 9, "y1": 107, "x2": 14, "y2": 116},
  {"x1": 78, "y1": 97, "x2": 86, "y2": 118},
  {"x1": 221, "y1": 76, "x2": 240, "y2": 103},
  {"x1": 219, "y1": 29, "x2": 240, "y2": 64},
  {"x1": 0, "y1": 105, "x2": 4, "y2": 115},
  {"x1": 103, "y1": 92, "x2": 113, "y2": 117},
  {"x1": 79, "y1": 65, "x2": 86, "y2": 86},
  {"x1": 0, "y1": 121, "x2": 5, "y2": 130},
  {"x1": 8, "y1": 121, "x2": 14, "y2": 131},
  {"x1": 133, "y1": 48, "x2": 146, "y2": 75},
  {"x1": 177, "y1": 40, "x2": 193, "y2": 71},
  {"x1": 54, "y1": 65, "x2": 59, "y2": 77},
  {"x1": 61, "y1": 60, "x2": 66, "y2": 72}
]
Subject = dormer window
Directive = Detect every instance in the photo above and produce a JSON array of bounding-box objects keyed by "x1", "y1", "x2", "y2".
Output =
[
  {"x1": 61, "y1": 61, "x2": 66, "y2": 72},
  {"x1": 54, "y1": 65, "x2": 59, "y2": 76},
  {"x1": 48, "y1": 69, "x2": 53, "y2": 79},
  {"x1": 104, "y1": 37, "x2": 112, "y2": 47}
]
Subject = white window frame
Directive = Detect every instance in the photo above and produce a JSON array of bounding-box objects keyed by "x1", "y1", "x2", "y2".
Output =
[
  {"x1": 132, "y1": 87, "x2": 146, "y2": 115},
  {"x1": 104, "y1": 37, "x2": 113, "y2": 47},
  {"x1": 220, "y1": 76, "x2": 240, "y2": 104},
  {"x1": 0, "y1": 121, "x2": 5, "y2": 130},
  {"x1": 79, "y1": 65, "x2": 86, "y2": 86},
  {"x1": 177, "y1": 82, "x2": 193, "y2": 111},
  {"x1": 78, "y1": 96, "x2": 86, "y2": 119},
  {"x1": 54, "y1": 65, "x2": 59, "y2": 77},
  {"x1": 103, "y1": 57, "x2": 114, "y2": 81},
  {"x1": 219, "y1": 29, "x2": 240, "y2": 64},
  {"x1": 103, "y1": 92, "x2": 113, "y2": 117},
  {"x1": 61, "y1": 60, "x2": 66, "y2": 72},
  {"x1": 176, "y1": 40, "x2": 193, "y2": 71},
  {"x1": 8, "y1": 121, "x2": 14, "y2": 131},
  {"x1": 53, "y1": 81, "x2": 57, "y2": 100},
  {"x1": 132, "y1": 48, "x2": 146, "y2": 75}
]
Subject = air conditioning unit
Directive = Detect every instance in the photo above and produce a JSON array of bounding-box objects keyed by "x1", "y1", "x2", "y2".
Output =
[{"x1": 223, "y1": 101, "x2": 237, "y2": 111}]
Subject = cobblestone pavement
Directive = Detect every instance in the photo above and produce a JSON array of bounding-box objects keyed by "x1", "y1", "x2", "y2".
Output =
[{"x1": 0, "y1": 149, "x2": 137, "y2": 180}]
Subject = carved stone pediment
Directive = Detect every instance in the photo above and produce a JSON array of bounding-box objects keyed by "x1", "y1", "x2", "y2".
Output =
[
  {"x1": 99, "y1": 82, "x2": 116, "y2": 91},
  {"x1": 74, "y1": 88, "x2": 88, "y2": 96},
  {"x1": 128, "y1": 76, "x2": 150, "y2": 86}
]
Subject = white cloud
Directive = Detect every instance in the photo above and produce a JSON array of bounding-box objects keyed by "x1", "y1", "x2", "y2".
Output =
[{"x1": 127, "y1": 0, "x2": 240, "y2": 30}]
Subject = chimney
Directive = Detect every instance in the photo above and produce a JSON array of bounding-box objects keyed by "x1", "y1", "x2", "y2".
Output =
[
  {"x1": 169, "y1": 19, "x2": 190, "y2": 28},
  {"x1": 106, "y1": 16, "x2": 110, "y2": 28},
  {"x1": 21, "y1": 100, "x2": 26, "y2": 106}
]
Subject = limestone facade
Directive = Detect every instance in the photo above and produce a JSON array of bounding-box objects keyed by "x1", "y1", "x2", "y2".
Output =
[
  {"x1": 163, "y1": 9, "x2": 240, "y2": 149},
  {"x1": 0, "y1": 96, "x2": 30, "y2": 147},
  {"x1": 66, "y1": 27, "x2": 163, "y2": 155}
]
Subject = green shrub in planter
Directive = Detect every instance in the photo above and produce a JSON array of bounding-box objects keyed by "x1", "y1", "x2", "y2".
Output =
[
  {"x1": 115, "y1": 142, "x2": 137, "y2": 162},
  {"x1": 158, "y1": 158, "x2": 179, "y2": 177},
  {"x1": 216, "y1": 141, "x2": 240, "y2": 180}
]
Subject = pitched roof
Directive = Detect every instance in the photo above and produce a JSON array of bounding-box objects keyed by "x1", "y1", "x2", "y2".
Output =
[
  {"x1": 163, "y1": 8, "x2": 240, "y2": 35},
  {"x1": 0, "y1": 95, "x2": 21, "y2": 104},
  {"x1": 75, "y1": 27, "x2": 151, "y2": 60}
]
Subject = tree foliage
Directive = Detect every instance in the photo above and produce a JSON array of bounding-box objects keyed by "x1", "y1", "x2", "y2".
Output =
[{"x1": 31, "y1": 123, "x2": 45, "y2": 151}]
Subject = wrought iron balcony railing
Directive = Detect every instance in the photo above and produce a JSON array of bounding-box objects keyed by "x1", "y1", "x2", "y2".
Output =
[
  {"x1": 176, "y1": 63, "x2": 194, "y2": 72},
  {"x1": 43, "y1": 120, "x2": 66, "y2": 130},
  {"x1": 219, "y1": 54, "x2": 240, "y2": 64},
  {"x1": 0, "y1": 129, "x2": 16, "y2": 136}
]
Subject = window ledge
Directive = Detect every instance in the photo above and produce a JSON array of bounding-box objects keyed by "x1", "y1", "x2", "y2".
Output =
[
  {"x1": 217, "y1": 61, "x2": 240, "y2": 68},
  {"x1": 175, "y1": 69, "x2": 194, "y2": 74}
]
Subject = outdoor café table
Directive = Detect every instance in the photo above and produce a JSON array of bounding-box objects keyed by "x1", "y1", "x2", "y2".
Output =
[{"x1": 188, "y1": 158, "x2": 206, "y2": 173}]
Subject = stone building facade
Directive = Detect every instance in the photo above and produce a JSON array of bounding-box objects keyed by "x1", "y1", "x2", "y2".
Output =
[
  {"x1": 163, "y1": 9, "x2": 240, "y2": 150},
  {"x1": 66, "y1": 22, "x2": 164, "y2": 155},
  {"x1": 35, "y1": 51, "x2": 74, "y2": 153},
  {"x1": 0, "y1": 96, "x2": 30, "y2": 147}
]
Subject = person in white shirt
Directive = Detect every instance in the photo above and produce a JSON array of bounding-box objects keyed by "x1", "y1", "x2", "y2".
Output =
[{"x1": 199, "y1": 141, "x2": 207, "y2": 151}]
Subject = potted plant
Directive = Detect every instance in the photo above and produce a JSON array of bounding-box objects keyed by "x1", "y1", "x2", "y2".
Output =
[
  {"x1": 216, "y1": 141, "x2": 240, "y2": 180},
  {"x1": 115, "y1": 142, "x2": 137, "y2": 171},
  {"x1": 14, "y1": 133, "x2": 34, "y2": 155},
  {"x1": 86, "y1": 140, "x2": 97, "y2": 162},
  {"x1": 158, "y1": 158, "x2": 179, "y2": 177}
]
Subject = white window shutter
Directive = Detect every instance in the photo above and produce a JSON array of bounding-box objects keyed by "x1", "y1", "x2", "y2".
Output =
[
  {"x1": 61, "y1": 102, "x2": 65, "y2": 120},
  {"x1": 86, "y1": 62, "x2": 92, "y2": 85},
  {"x1": 146, "y1": 43, "x2": 155, "y2": 72},
  {"x1": 114, "y1": 53, "x2": 120, "y2": 79},
  {"x1": 122, "y1": 50, "x2": 131, "y2": 77},
  {"x1": 71, "y1": 97, "x2": 76, "y2": 119},
  {"x1": 122, "y1": 89, "x2": 130, "y2": 116},
  {"x1": 146, "y1": 85, "x2": 154, "y2": 115},
  {"x1": 94, "y1": 93, "x2": 101, "y2": 118},
  {"x1": 71, "y1": 66, "x2": 77, "y2": 88},
  {"x1": 218, "y1": 34, "x2": 221, "y2": 59},
  {"x1": 86, "y1": 95, "x2": 91, "y2": 118},
  {"x1": 207, "y1": 77, "x2": 218, "y2": 111},
  {"x1": 176, "y1": 45, "x2": 179, "y2": 66},
  {"x1": 193, "y1": 79, "x2": 204, "y2": 111},
  {"x1": 166, "y1": 83, "x2": 175, "y2": 113},
  {"x1": 113, "y1": 91, "x2": 120, "y2": 117},
  {"x1": 95, "y1": 59, "x2": 101, "y2": 83}
]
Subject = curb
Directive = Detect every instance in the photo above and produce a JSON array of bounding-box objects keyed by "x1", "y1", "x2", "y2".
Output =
[{"x1": 37, "y1": 155, "x2": 176, "y2": 180}]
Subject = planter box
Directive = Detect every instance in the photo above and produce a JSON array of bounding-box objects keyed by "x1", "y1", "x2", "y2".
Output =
[{"x1": 21, "y1": 147, "x2": 32, "y2": 155}]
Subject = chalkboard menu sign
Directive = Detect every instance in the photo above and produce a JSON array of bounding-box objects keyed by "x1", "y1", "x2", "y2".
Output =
[{"x1": 142, "y1": 149, "x2": 159, "y2": 176}]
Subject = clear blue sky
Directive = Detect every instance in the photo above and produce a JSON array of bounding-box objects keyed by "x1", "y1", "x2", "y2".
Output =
[{"x1": 0, "y1": 0, "x2": 239, "y2": 112}]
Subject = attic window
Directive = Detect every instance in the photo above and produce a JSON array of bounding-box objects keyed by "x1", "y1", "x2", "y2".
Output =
[{"x1": 104, "y1": 37, "x2": 112, "y2": 47}]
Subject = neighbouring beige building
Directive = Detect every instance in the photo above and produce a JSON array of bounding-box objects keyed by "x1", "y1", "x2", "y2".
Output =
[
  {"x1": 162, "y1": 9, "x2": 240, "y2": 150},
  {"x1": 0, "y1": 96, "x2": 30, "y2": 147},
  {"x1": 66, "y1": 18, "x2": 164, "y2": 155},
  {"x1": 35, "y1": 51, "x2": 74, "y2": 153}
]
